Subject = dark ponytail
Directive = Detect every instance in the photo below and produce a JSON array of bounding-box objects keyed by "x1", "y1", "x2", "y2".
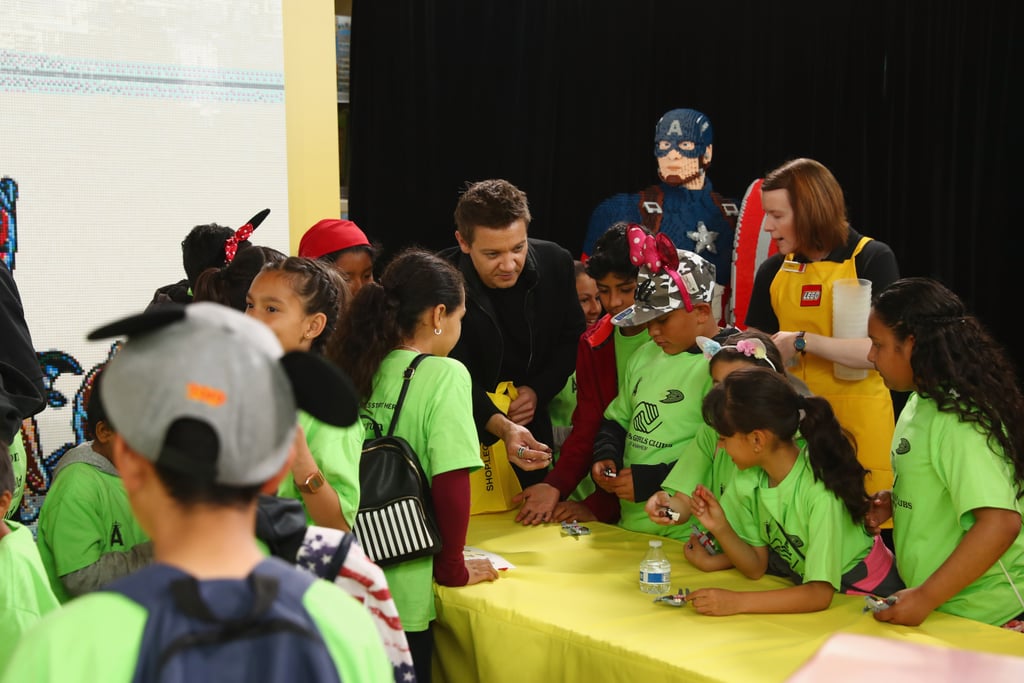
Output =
[
  {"x1": 702, "y1": 367, "x2": 869, "y2": 521},
  {"x1": 329, "y1": 248, "x2": 464, "y2": 399},
  {"x1": 329, "y1": 282, "x2": 402, "y2": 398}
]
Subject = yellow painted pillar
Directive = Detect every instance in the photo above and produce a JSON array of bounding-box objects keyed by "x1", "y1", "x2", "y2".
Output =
[{"x1": 282, "y1": 0, "x2": 340, "y2": 254}]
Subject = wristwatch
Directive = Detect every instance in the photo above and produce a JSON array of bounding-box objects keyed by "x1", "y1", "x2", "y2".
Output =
[
  {"x1": 794, "y1": 331, "x2": 807, "y2": 354},
  {"x1": 296, "y1": 469, "x2": 326, "y2": 494}
]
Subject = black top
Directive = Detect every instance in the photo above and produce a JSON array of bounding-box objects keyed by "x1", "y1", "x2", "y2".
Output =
[
  {"x1": 439, "y1": 238, "x2": 585, "y2": 448},
  {"x1": 0, "y1": 263, "x2": 45, "y2": 444}
]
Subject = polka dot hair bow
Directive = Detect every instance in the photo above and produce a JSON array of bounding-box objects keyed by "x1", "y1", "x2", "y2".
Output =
[
  {"x1": 628, "y1": 225, "x2": 679, "y2": 272},
  {"x1": 224, "y1": 208, "x2": 271, "y2": 263},
  {"x1": 627, "y1": 225, "x2": 686, "y2": 296}
]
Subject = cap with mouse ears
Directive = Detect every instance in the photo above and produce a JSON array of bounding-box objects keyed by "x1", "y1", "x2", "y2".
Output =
[{"x1": 87, "y1": 302, "x2": 358, "y2": 487}]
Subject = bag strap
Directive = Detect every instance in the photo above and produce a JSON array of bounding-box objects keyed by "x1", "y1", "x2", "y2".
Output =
[{"x1": 387, "y1": 353, "x2": 429, "y2": 437}]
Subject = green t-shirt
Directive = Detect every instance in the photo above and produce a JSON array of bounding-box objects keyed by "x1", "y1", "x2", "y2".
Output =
[
  {"x1": 549, "y1": 372, "x2": 596, "y2": 502},
  {"x1": 0, "y1": 564, "x2": 393, "y2": 683},
  {"x1": 5, "y1": 430, "x2": 26, "y2": 519},
  {"x1": 720, "y1": 446, "x2": 874, "y2": 590},
  {"x1": 892, "y1": 392, "x2": 1024, "y2": 625},
  {"x1": 613, "y1": 327, "x2": 654, "y2": 391},
  {"x1": 361, "y1": 350, "x2": 483, "y2": 632},
  {"x1": 660, "y1": 423, "x2": 739, "y2": 547},
  {"x1": 0, "y1": 521, "x2": 60, "y2": 673},
  {"x1": 277, "y1": 411, "x2": 364, "y2": 528},
  {"x1": 604, "y1": 344, "x2": 713, "y2": 537},
  {"x1": 549, "y1": 371, "x2": 576, "y2": 430},
  {"x1": 36, "y1": 447, "x2": 149, "y2": 603}
]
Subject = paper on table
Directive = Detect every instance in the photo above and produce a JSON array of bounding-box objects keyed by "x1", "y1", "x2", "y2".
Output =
[{"x1": 463, "y1": 546, "x2": 516, "y2": 570}]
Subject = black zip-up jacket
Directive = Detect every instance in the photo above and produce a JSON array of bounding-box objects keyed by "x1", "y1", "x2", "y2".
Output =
[
  {"x1": 1, "y1": 263, "x2": 45, "y2": 445},
  {"x1": 439, "y1": 238, "x2": 585, "y2": 449}
]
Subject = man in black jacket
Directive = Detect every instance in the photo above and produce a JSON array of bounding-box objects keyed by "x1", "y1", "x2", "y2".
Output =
[{"x1": 440, "y1": 179, "x2": 585, "y2": 489}]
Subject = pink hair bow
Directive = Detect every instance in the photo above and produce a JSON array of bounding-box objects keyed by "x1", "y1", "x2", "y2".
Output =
[
  {"x1": 628, "y1": 225, "x2": 679, "y2": 272},
  {"x1": 627, "y1": 225, "x2": 687, "y2": 299}
]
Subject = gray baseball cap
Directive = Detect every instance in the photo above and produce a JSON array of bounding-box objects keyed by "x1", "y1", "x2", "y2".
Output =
[
  {"x1": 88, "y1": 303, "x2": 358, "y2": 487},
  {"x1": 611, "y1": 249, "x2": 716, "y2": 327}
]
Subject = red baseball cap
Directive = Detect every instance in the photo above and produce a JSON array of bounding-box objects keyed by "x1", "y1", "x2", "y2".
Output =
[{"x1": 298, "y1": 219, "x2": 371, "y2": 259}]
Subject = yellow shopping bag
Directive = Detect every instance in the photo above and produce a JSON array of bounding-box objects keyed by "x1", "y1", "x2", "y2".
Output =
[{"x1": 469, "y1": 382, "x2": 524, "y2": 515}]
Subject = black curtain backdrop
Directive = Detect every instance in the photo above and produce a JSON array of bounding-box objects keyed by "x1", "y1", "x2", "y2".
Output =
[{"x1": 349, "y1": 1, "x2": 1021, "y2": 375}]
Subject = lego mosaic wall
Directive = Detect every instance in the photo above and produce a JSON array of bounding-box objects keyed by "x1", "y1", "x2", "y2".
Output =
[{"x1": 1, "y1": 0, "x2": 292, "y2": 525}]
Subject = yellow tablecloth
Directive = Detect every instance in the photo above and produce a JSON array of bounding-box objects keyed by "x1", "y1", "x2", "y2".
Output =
[{"x1": 433, "y1": 512, "x2": 1023, "y2": 683}]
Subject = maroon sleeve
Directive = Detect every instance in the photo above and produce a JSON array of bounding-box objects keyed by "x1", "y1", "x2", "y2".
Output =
[
  {"x1": 431, "y1": 468, "x2": 471, "y2": 587},
  {"x1": 582, "y1": 489, "x2": 621, "y2": 524},
  {"x1": 544, "y1": 333, "x2": 604, "y2": 496}
]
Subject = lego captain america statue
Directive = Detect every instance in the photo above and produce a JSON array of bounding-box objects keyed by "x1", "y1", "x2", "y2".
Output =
[{"x1": 583, "y1": 109, "x2": 737, "y2": 320}]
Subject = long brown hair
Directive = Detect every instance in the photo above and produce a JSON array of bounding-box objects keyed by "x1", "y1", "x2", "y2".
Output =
[{"x1": 762, "y1": 158, "x2": 849, "y2": 256}]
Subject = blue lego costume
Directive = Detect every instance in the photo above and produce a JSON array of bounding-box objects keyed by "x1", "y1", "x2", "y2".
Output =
[{"x1": 583, "y1": 110, "x2": 736, "y2": 294}]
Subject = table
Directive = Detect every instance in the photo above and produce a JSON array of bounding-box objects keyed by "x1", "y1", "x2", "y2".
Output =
[{"x1": 433, "y1": 512, "x2": 1024, "y2": 683}]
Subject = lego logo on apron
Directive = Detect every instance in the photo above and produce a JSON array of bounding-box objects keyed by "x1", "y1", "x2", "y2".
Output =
[{"x1": 800, "y1": 284, "x2": 822, "y2": 306}]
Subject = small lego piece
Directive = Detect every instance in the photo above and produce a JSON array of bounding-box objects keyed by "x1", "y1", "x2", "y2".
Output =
[
  {"x1": 660, "y1": 506, "x2": 680, "y2": 522},
  {"x1": 560, "y1": 520, "x2": 591, "y2": 539},
  {"x1": 690, "y1": 526, "x2": 718, "y2": 555},
  {"x1": 602, "y1": 467, "x2": 617, "y2": 478},
  {"x1": 654, "y1": 588, "x2": 691, "y2": 607},
  {"x1": 862, "y1": 595, "x2": 898, "y2": 613}
]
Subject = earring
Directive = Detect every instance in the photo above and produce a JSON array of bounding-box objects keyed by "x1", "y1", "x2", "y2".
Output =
[{"x1": 434, "y1": 328, "x2": 442, "y2": 335}]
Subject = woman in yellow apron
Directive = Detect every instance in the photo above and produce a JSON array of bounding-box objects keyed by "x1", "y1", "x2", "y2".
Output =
[{"x1": 744, "y1": 158, "x2": 900, "y2": 496}]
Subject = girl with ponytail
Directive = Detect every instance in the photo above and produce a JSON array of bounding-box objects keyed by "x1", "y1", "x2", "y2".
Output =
[
  {"x1": 684, "y1": 367, "x2": 903, "y2": 615},
  {"x1": 328, "y1": 248, "x2": 498, "y2": 683}
]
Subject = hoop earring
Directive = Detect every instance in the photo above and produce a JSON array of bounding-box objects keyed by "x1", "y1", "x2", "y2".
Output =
[{"x1": 434, "y1": 328, "x2": 442, "y2": 336}]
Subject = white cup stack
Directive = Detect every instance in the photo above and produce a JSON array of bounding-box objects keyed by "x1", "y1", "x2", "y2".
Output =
[{"x1": 831, "y1": 278, "x2": 871, "y2": 381}]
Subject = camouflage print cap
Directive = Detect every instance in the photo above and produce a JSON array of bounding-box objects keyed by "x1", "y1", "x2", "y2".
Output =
[{"x1": 611, "y1": 249, "x2": 716, "y2": 327}]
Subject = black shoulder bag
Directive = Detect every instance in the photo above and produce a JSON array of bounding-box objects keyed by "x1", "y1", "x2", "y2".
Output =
[{"x1": 353, "y1": 353, "x2": 442, "y2": 566}]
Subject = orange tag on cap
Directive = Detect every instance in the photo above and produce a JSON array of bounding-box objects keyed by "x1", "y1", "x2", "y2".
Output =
[{"x1": 186, "y1": 382, "x2": 226, "y2": 407}]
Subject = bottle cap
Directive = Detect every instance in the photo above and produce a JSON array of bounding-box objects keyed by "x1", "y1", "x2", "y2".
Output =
[{"x1": 649, "y1": 540, "x2": 662, "y2": 547}]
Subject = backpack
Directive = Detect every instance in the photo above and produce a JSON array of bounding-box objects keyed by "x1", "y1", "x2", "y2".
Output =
[
  {"x1": 107, "y1": 558, "x2": 342, "y2": 683},
  {"x1": 353, "y1": 353, "x2": 442, "y2": 567}
]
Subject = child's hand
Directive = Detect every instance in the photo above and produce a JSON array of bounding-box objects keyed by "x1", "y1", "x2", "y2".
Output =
[
  {"x1": 864, "y1": 490, "x2": 893, "y2": 535},
  {"x1": 594, "y1": 466, "x2": 634, "y2": 502},
  {"x1": 550, "y1": 500, "x2": 598, "y2": 523},
  {"x1": 690, "y1": 484, "x2": 728, "y2": 533},
  {"x1": 687, "y1": 587, "x2": 741, "y2": 616},
  {"x1": 592, "y1": 460, "x2": 618, "y2": 493},
  {"x1": 872, "y1": 587, "x2": 934, "y2": 626},
  {"x1": 644, "y1": 491, "x2": 677, "y2": 525}
]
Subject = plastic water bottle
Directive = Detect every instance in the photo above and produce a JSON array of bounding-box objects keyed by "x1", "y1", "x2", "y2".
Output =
[{"x1": 639, "y1": 539, "x2": 672, "y2": 594}]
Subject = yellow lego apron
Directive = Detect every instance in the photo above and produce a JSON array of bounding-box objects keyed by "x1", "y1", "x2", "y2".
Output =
[{"x1": 769, "y1": 237, "x2": 894, "y2": 495}]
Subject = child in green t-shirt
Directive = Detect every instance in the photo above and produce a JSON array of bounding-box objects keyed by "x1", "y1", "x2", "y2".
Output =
[
  {"x1": 685, "y1": 368, "x2": 902, "y2": 615},
  {"x1": 644, "y1": 331, "x2": 787, "y2": 544},
  {"x1": 329, "y1": 248, "x2": 500, "y2": 683},
  {"x1": 591, "y1": 229, "x2": 733, "y2": 536},
  {"x1": 1, "y1": 303, "x2": 393, "y2": 683},
  {"x1": 36, "y1": 368, "x2": 151, "y2": 602},
  {"x1": 245, "y1": 257, "x2": 363, "y2": 532},
  {"x1": 866, "y1": 277, "x2": 1024, "y2": 630},
  {"x1": 0, "y1": 441, "x2": 59, "y2": 672}
]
